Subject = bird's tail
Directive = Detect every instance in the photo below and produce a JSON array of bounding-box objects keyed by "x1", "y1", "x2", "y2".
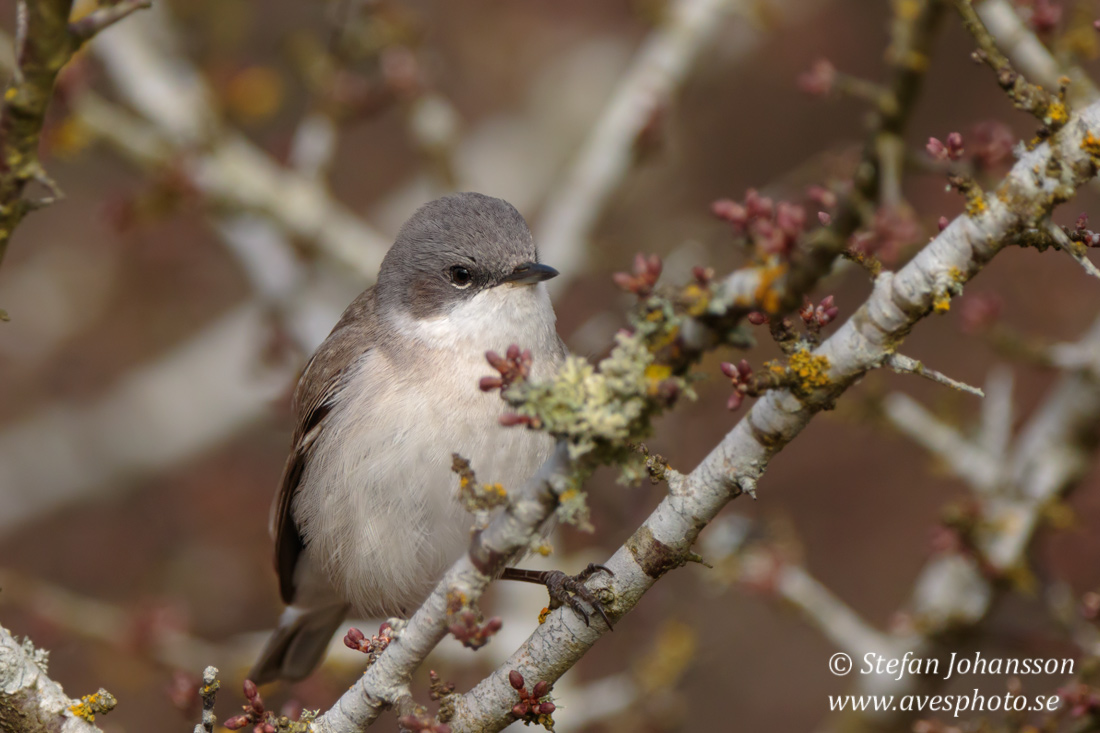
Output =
[{"x1": 248, "y1": 604, "x2": 349, "y2": 685}]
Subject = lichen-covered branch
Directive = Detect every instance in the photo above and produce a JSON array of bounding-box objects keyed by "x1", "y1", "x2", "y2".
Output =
[
  {"x1": 708, "y1": 0, "x2": 945, "y2": 321},
  {"x1": 0, "y1": 0, "x2": 148, "y2": 269},
  {"x1": 951, "y1": 0, "x2": 1067, "y2": 129},
  {"x1": 446, "y1": 95, "x2": 1100, "y2": 733},
  {"x1": 0, "y1": 622, "x2": 110, "y2": 733}
]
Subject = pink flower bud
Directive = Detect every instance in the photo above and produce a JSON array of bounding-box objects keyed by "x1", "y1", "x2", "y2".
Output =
[
  {"x1": 711, "y1": 199, "x2": 748, "y2": 226},
  {"x1": 797, "y1": 58, "x2": 836, "y2": 96}
]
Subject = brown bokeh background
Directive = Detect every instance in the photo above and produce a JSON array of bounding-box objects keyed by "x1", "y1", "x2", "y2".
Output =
[{"x1": 2, "y1": 1, "x2": 1100, "y2": 731}]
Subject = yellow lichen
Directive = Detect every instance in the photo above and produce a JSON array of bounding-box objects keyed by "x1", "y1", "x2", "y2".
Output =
[
  {"x1": 933, "y1": 294, "x2": 951, "y2": 313},
  {"x1": 1046, "y1": 101, "x2": 1069, "y2": 127},
  {"x1": 948, "y1": 266, "x2": 965, "y2": 283},
  {"x1": 1082, "y1": 132, "x2": 1100, "y2": 159},
  {"x1": 69, "y1": 689, "x2": 117, "y2": 723},
  {"x1": 965, "y1": 192, "x2": 986, "y2": 218},
  {"x1": 644, "y1": 363, "x2": 672, "y2": 396},
  {"x1": 680, "y1": 282, "x2": 710, "y2": 317},
  {"x1": 787, "y1": 349, "x2": 831, "y2": 391},
  {"x1": 753, "y1": 262, "x2": 788, "y2": 314}
]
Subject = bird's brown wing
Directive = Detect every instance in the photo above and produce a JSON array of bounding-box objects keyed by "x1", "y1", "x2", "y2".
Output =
[{"x1": 274, "y1": 287, "x2": 378, "y2": 604}]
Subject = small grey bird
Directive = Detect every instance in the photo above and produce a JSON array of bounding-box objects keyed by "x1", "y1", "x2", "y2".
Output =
[{"x1": 250, "y1": 193, "x2": 605, "y2": 685}]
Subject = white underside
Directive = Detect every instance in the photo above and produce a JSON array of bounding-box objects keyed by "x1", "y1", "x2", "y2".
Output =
[{"x1": 292, "y1": 283, "x2": 561, "y2": 616}]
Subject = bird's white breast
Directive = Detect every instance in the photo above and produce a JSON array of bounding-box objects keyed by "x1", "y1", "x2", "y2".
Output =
[{"x1": 293, "y1": 283, "x2": 562, "y2": 616}]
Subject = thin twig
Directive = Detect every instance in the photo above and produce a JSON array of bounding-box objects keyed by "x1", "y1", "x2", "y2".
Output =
[
  {"x1": 194, "y1": 666, "x2": 220, "y2": 733},
  {"x1": 69, "y1": 0, "x2": 151, "y2": 42},
  {"x1": 885, "y1": 352, "x2": 986, "y2": 396}
]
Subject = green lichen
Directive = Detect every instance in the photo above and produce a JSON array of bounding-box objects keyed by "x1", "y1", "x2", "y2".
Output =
[
  {"x1": 499, "y1": 292, "x2": 697, "y2": 524},
  {"x1": 504, "y1": 303, "x2": 694, "y2": 462}
]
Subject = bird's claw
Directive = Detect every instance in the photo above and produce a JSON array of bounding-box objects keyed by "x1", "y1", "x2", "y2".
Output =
[{"x1": 543, "y1": 563, "x2": 614, "y2": 630}]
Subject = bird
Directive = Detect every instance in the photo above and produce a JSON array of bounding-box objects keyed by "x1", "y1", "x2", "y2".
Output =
[{"x1": 249, "y1": 192, "x2": 607, "y2": 685}]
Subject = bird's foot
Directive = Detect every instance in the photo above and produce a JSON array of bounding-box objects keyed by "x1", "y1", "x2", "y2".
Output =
[{"x1": 502, "y1": 563, "x2": 615, "y2": 630}]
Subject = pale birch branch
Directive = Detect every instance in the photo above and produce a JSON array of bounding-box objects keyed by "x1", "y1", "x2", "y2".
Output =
[
  {"x1": 443, "y1": 96, "x2": 1100, "y2": 733},
  {"x1": 0, "y1": 623, "x2": 108, "y2": 733},
  {"x1": 301, "y1": 87, "x2": 1100, "y2": 733}
]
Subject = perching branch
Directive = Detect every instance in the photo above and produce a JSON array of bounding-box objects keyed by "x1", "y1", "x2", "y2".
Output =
[{"x1": 444, "y1": 94, "x2": 1100, "y2": 733}]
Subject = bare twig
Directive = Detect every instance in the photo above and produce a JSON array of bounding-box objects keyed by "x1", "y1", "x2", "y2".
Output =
[
  {"x1": 1047, "y1": 218, "x2": 1100, "y2": 280},
  {"x1": 69, "y1": 0, "x2": 151, "y2": 42},
  {"x1": 193, "y1": 666, "x2": 219, "y2": 733},
  {"x1": 885, "y1": 353, "x2": 986, "y2": 396},
  {"x1": 950, "y1": 0, "x2": 1067, "y2": 128}
]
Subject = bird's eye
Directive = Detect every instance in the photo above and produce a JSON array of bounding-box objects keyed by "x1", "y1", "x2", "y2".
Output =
[{"x1": 449, "y1": 265, "x2": 472, "y2": 288}]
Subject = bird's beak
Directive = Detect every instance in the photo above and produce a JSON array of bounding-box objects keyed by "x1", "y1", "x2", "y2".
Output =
[{"x1": 499, "y1": 262, "x2": 559, "y2": 285}]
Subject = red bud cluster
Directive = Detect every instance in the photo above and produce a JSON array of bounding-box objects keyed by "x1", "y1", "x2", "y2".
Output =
[
  {"x1": 691, "y1": 265, "x2": 714, "y2": 285},
  {"x1": 499, "y1": 412, "x2": 541, "y2": 429},
  {"x1": 712, "y1": 190, "x2": 808, "y2": 257},
  {"x1": 343, "y1": 622, "x2": 394, "y2": 663},
  {"x1": 1067, "y1": 213, "x2": 1100, "y2": 247},
  {"x1": 481, "y1": 344, "x2": 532, "y2": 392},
  {"x1": 926, "y1": 132, "x2": 965, "y2": 161},
  {"x1": 799, "y1": 295, "x2": 839, "y2": 329},
  {"x1": 448, "y1": 610, "x2": 503, "y2": 650},
  {"x1": 612, "y1": 253, "x2": 663, "y2": 297},
  {"x1": 507, "y1": 670, "x2": 556, "y2": 719},
  {"x1": 224, "y1": 680, "x2": 275, "y2": 733},
  {"x1": 720, "y1": 360, "x2": 754, "y2": 411}
]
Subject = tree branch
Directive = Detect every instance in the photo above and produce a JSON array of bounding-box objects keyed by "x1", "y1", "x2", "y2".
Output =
[
  {"x1": 0, "y1": 623, "x2": 109, "y2": 733},
  {"x1": 0, "y1": 0, "x2": 148, "y2": 269},
  {"x1": 446, "y1": 94, "x2": 1100, "y2": 733}
]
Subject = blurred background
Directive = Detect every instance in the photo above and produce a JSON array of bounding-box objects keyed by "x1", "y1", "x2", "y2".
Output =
[{"x1": 3, "y1": 0, "x2": 1100, "y2": 730}]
